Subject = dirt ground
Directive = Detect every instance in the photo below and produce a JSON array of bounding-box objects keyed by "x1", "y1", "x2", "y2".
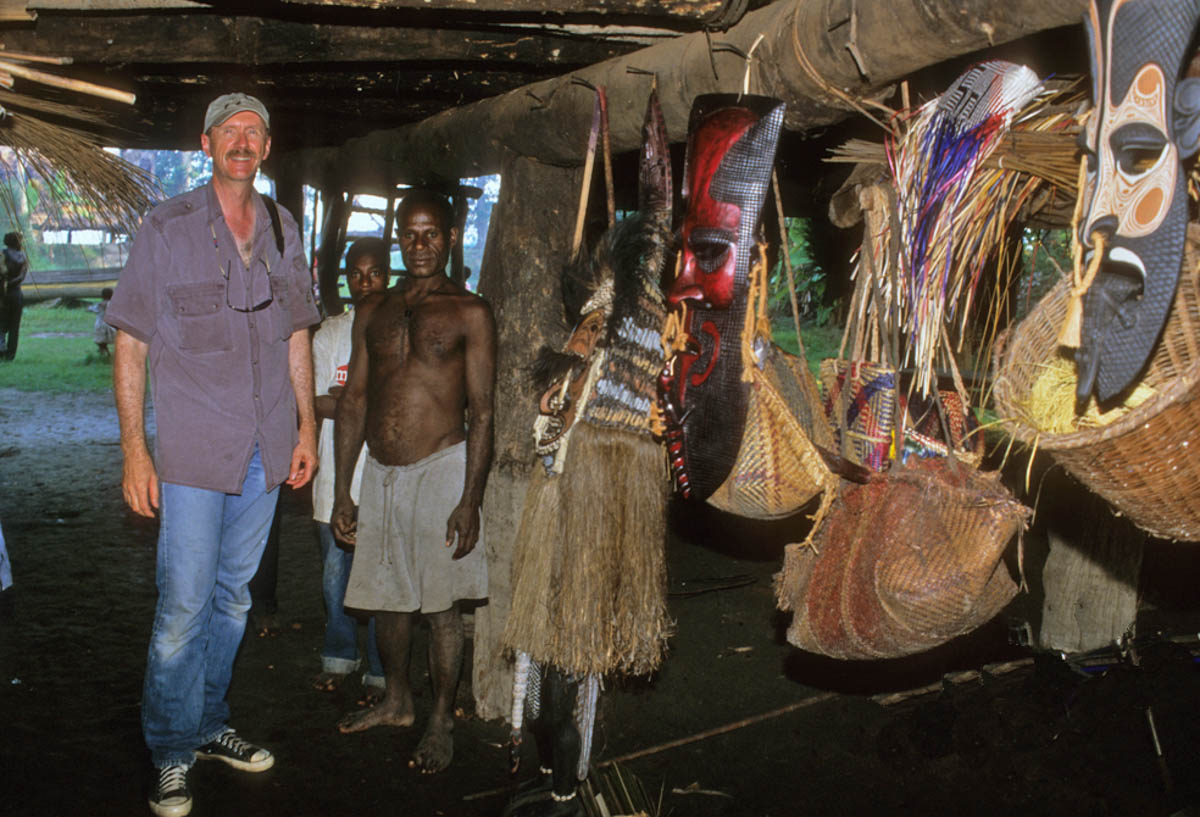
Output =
[{"x1": 2, "y1": 386, "x2": 1200, "y2": 817}]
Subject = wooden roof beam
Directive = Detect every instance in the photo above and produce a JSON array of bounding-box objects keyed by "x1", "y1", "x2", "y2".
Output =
[
  {"x1": 273, "y1": 0, "x2": 744, "y2": 26},
  {"x1": 286, "y1": 0, "x2": 1087, "y2": 192},
  {"x1": 0, "y1": 12, "x2": 637, "y2": 65}
]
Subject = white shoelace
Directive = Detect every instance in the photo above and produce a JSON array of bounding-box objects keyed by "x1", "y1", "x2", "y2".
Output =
[
  {"x1": 216, "y1": 730, "x2": 253, "y2": 754},
  {"x1": 157, "y1": 765, "x2": 188, "y2": 794}
]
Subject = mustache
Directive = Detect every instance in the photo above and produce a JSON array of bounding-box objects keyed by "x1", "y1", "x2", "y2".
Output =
[{"x1": 225, "y1": 150, "x2": 257, "y2": 159}]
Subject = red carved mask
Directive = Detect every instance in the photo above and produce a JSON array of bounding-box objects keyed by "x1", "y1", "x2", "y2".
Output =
[{"x1": 659, "y1": 94, "x2": 785, "y2": 499}]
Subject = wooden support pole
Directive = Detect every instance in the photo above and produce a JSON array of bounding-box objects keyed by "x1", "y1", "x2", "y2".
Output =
[
  {"x1": 470, "y1": 155, "x2": 581, "y2": 721},
  {"x1": 1039, "y1": 488, "x2": 1145, "y2": 653},
  {"x1": 451, "y1": 192, "x2": 467, "y2": 287},
  {"x1": 316, "y1": 191, "x2": 348, "y2": 316},
  {"x1": 382, "y1": 193, "x2": 397, "y2": 259}
]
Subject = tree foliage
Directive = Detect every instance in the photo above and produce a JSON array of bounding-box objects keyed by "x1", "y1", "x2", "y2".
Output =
[{"x1": 770, "y1": 217, "x2": 834, "y2": 326}]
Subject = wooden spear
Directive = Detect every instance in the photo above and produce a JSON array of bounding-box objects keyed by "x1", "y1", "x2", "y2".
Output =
[
  {"x1": 569, "y1": 90, "x2": 602, "y2": 263},
  {"x1": 0, "y1": 59, "x2": 135, "y2": 105}
]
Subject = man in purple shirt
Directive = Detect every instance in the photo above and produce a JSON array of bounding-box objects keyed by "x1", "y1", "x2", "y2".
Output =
[{"x1": 106, "y1": 92, "x2": 321, "y2": 817}]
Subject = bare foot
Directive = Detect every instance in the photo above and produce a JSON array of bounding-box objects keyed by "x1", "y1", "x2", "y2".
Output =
[
  {"x1": 250, "y1": 612, "x2": 280, "y2": 638},
  {"x1": 312, "y1": 671, "x2": 346, "y2": 693},
  {"x1": 409, "y1": 716, "x2": 454, "y2": 774},
  {"x1": 337, "y1": 693, "x2": 414, "y2": 733},
  {"x1": 357, "y1": 685, "x2": 384, "y2": 707}
]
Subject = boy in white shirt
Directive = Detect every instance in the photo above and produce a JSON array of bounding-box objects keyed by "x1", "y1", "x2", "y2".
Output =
[{"x1": 311, "y1": 238, "x2": 391, "y2": 696}]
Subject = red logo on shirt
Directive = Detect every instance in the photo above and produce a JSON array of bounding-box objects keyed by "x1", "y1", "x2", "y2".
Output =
[{"x1": 335, "y1": 365, "x2": 348, "y2": 386}]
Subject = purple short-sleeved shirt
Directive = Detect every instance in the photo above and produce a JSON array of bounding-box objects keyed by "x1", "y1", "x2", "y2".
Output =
[{"x1": 106, "y1": 182, "x2": 321, "y2": 494}]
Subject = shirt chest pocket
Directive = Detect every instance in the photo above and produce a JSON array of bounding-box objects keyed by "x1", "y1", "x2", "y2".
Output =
[
  {"x1": 268, "y1": 274, "x2": 295, "y2": 341},
  {"x1": 166, "y1": 282, "x2": 232, "y2": 352}
]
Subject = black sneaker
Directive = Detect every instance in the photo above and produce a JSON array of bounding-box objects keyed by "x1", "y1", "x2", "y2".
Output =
[
  {"x1": 148, "y1": 764, "x2": 192, "y2": 817},
  {"x1": 196, "y1": 728, "x2": 275, "y2": 772}
]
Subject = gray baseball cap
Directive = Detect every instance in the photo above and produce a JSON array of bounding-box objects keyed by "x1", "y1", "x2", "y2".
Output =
[{"x1": 203, "y1": 92, "x2": 270, "y2": 132}]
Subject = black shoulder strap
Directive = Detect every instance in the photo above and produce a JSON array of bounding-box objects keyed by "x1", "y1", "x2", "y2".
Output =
[{"x1": 260, "y1": 193, "x2": 285, "y2": 257}]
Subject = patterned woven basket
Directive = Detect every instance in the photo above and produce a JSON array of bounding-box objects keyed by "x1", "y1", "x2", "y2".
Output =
[
  {"x1": 820, "y1": 358, "x2": 895, "y2": 470},
  {"x1": 821, "y1": 358, "x2": 985, "y2": 470},
  {"x1": 775, "y1": 457, "x2": 1028, "y2": 660},
  {"x1": 993, "y1": 225, "x2": 1200, "y2": 542},
  {"x1": 708, "y1": 346, "x2": 837, "y2": 521}
]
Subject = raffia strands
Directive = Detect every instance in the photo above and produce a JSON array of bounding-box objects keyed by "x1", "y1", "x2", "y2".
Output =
[
  {"x1": 829, "y1": 119, "x2": 1081, "y2": 190},
  {"x1": 0, "y1": 108, "x2": 160, "y2": 235},
  {"x1": 502, "y1": 423, "x2": 671, "y2": 678},
  {"x1": 889, "y1": 64, "x2": 1043, "y2": 395},
  {"x1": 1020, "y1": 352, "x2": 1156, "y2": 434},
  {"x1": 831, "y1": 81, "x2": 1084, "y2": 397}
]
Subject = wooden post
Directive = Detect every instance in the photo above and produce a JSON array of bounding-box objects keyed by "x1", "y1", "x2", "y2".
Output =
[
  {"x1": 471, "y1": 154, "x2": 581, "y2": 720},
  {"x1": 382, "y1": 193, "x2": 397, "y2": 261},
  {"x1": 316, "y1": 190, "x2": 349, "y2": 316},
  {"x1": 451, "y1": 192, "x2": 467, "y2": 287},
  {"x1": 1039, "y1": 485, "x2": 1145, "y2": 653}
]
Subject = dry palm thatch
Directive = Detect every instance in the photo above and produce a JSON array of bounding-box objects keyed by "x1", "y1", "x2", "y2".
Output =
[{"x1": 0, "y1": 63, "x2": 159, "y2": 237}]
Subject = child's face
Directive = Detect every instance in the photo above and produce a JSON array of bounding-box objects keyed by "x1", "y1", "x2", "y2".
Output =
[{"x1": 346, "y1": 253, "x2": 389, "y2": 302}]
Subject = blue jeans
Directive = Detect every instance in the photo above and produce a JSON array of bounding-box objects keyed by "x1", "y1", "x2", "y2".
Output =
[
  {"x1": 142, "y1": 448, "x2": 279, "y2": 769},
  {"x1": 317, "y1": 521, "x2": 382, "y2": 685}
]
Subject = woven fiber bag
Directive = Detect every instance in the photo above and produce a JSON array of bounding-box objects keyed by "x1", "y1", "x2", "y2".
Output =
[
  {"x1": 707, "y1": 345, "x2": 838, "y2": 521},
  {"x1": 775, "y1": 457, "x2": 1029, "y2": 660},
  {"x1": 699, "y1": 235, "x2": 839, "y2": 526},
  {"x1": 993, "y1": 224, "x2": 1200, "y2": 541},
  {"x1": 820, "y1": 358, "x2": 895, "y2": 470}
]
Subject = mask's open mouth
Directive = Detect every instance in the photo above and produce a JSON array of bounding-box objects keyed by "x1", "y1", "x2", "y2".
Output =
[{"x1": 1095, "y1": 246, "x2": 1147, "y2": 297}]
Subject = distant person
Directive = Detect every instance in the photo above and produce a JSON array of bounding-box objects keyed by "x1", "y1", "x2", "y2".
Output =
[
  {"x1": 332, "y1": 190, "x2": 495, "y2": 774},
  {"x1": 0, "y1": 518, "x2": 12, "y2": 618},
  {"x1": 310, "y1": 237, "x2": 389, "y2": 699},
  {"x1": 1, "y1": 232, "x2": 28, "y2": 360},
  {"x1": 93, "y1": 287, "x2": 117, "y2": 356},
  {"x1": 105, "y1": 92, "x2": 321, "y2": 817}
]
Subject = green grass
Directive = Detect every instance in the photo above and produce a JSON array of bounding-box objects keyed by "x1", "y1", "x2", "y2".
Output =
[
  {"x1": 772, "y1": 320, "x2": 843, "y2": 376},
  {"x1": 2, "y1": 305, "x2": 851, "y2": 396},
  {"x1": 0, "y1": 301, "x2": 114, "y2": 393}
]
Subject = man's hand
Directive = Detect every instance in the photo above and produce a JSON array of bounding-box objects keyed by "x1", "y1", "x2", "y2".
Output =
[
  {"x1": 287, "y1": 425, "x2": 318, "y2": 488},
  {"x1": 122, "y1": 448, "x2": 159, "y2": 518},
  {"x1": 114, "y1": 330, "x2": 157, "y2": 517},
  {"x1": 331, "y1": 496, "x2": 357, "y2": 547},
  {"x1": 445, "y1": 500, "x2": 481, "y2": 560}
]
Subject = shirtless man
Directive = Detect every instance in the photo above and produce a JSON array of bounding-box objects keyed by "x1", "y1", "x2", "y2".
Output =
[{"x1": 331, "y1": 189, "x2": 495, "y2": 774}]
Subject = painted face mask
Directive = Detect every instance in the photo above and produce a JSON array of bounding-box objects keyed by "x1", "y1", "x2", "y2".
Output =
[
  {"x1": 659, "y1": 94, "x2": 785, "y2": 499},
  {"x1": 1075, "y1": 0, "x2": 1200, "y2": 402}
]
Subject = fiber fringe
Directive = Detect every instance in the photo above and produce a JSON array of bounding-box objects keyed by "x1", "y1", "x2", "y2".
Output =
[{"x1": 503, "y1": 423, "x2": 672, "y2": 677}]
